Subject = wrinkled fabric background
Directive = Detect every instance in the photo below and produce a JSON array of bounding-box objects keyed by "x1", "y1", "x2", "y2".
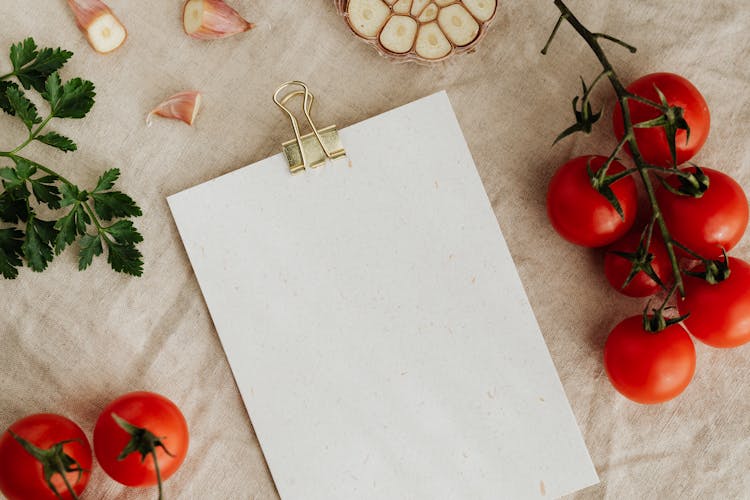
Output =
[{"x1": 1, "y1": 1, "x2": 749, "y2": 499}]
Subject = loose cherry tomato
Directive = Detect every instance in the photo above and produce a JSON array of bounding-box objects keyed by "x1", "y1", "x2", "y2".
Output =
[
  {"x1": 613, "y1": 72, "x2": 710, "y2": 167},
  {"x1": 547, "y1": 155, "x2": 638, "y2": 247},
  {"x1": 657, "y1": 166, "x2": 748, "y2": 259},
  {"x1": 94, "y1": 392, "x2": 189, "y2": 491},
  {"x1": 604, "y1": 230, "x2": 673, "y2": 297},
  {"x1": 680, "y1": 257, "x2": 750, "y2": 348},
  {"x1": 0, "y1": 414, "x2": 92, "y2": 500},
  {"x1": 604, "y1": 316, "x2": 696, "y2": 404}
]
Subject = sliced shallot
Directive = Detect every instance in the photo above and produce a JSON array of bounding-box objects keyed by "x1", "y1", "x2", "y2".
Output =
[
  {"x1": 66, "y1": 0, "x2": 127, "y2": 54},
  {"x1": 147, "y1": 91, "x2": 202, "y2": 127},
  {"x1": 183, "y1": 0, "x2": 254, "y2": 40}
]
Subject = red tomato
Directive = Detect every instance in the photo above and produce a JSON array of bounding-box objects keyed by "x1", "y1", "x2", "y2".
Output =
[
  {"x1": 0, "y1": 414, "x2": 92, "y2": 500},
  {"x1": 680, "y1": 257, "x2": 750, "y2": 348},
  {"x1": 604, "y1": 316, "x2": 696, "y2": 404},
  {"x1": 604, "y1": 230, "x2": 673, "y2": 297},
  {"x1": 547, "y1": 155, "x2": 638, "y2": 247},
  {"x1": 93, "y1": 392, "x2": 189, "y2": 488},
  {"x1": 613, "y1": 72, "x2": 710, "y2": 167},
  {"x1": 657, "y1": 166, "x2": 748, "y2": 259}
]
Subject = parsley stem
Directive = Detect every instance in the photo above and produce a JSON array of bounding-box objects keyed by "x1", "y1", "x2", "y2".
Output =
[
  {"x1": 0, "y1": 71, "x2": 13, "y2": 81},
  {"x1": 9, "y1": 114, "x2": 54, "y2": 154},
  {"x1": 0, "y1": 152, "x2": 75, "y2": 187}
]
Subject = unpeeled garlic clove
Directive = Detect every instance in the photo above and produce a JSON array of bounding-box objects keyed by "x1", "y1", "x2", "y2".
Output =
[
  {"x1": 183, "y1": 0, "x2": 254, "y2": 40},
  {"x1": 147, "y1": 91, "x2": 202, "y2": 127},
  {"x1": 66, "y1": 0, "x2": 127, "y2": 54}
]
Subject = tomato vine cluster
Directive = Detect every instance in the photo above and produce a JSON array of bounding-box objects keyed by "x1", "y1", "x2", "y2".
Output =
[
  {"x1": 0, "y1": 392, "x2": 188, "y2": 500},
  {"x1": 543, "y1": 1, "x2": 750, "y2": 404}
]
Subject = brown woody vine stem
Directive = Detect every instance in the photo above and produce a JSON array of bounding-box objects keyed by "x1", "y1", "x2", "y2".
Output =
[{"x1": 544, "y1": 0, "x2": 685, "y2": 298}]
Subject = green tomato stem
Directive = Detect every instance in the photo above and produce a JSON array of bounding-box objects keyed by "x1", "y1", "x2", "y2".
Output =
[{"x1": 550, "y1": 0, "x2": 685, "y2": 298}]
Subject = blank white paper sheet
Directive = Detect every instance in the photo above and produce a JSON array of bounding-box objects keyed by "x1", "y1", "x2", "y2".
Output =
[{"x1": 168, "y1": 91, "x2": 599, "y2": 499}]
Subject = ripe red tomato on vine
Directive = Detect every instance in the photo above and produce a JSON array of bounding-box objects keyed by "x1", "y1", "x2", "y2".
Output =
[
  {"x1": 604, "y1": 316, "x2": 696, "y2": 404},
  {"x1": 680, "y1": 257, "x2": 750, "y2": 348},
  {"x1": 657, "y1": 166, "x2": 749, "y2": 259},
  {"x1": 94, "y1": 391, "x2": 189, "y2": 497},
  {"x1": 0, "y1": 414, "x2": 92, "y2": 500},
  {"x1": 613, "y1": 72, "x2": 710, "y2": 167},
  {"x1": 547, "y1": 155, "x2": 638, "y2": 247}
]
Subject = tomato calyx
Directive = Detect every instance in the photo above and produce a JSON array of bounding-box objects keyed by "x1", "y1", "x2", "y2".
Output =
[
  {"x1": 684, "y1": 248, "x2": 732, "y2": 285},
  {"x1": 609, "y1": 222, "x2": 667, "y2": 292},
  {"x1": 642, "y1": 283, "x2": 689, "y2": 333},
  {"x1": 658, "y1": 165, "x2": 710, "y2": 198},
  {"x1": 8, "y1": 430, "x2": 86, "y2": 500},
  {"x1": 554, "y1": 74, "x2": 605, "y2": 144},
  {"x1": 112, "y1": 413, "x2": 174, "y2": 500},
  {"x1": 586, "y1": 155, "x2": 635, "y2": 221},
  {"x1": 631, "y1": 85, "x2": 691, "y2": 167}
]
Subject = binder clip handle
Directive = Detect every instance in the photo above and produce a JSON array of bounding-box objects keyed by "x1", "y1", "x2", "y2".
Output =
[{"x1": 274, "y1": 81, "x2": 346, "y2": 175}]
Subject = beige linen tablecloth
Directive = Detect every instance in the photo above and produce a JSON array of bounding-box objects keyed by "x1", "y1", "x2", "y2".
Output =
[{"x1": 1, "y1": 1, "x2": 749, "y2": 498}]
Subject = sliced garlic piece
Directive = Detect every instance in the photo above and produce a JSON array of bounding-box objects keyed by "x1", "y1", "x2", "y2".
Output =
[
  {"x1": 379, "y1": 15, "x2": 418, "y2": 53},
  {"x1": 437, "y1": 3, "x2": 479, "y2": 46},
  {"x1": 462, "y1": 0, "x2": 496, "y2": 22},
  {"x1": 384, "y1": 0, "x2": 397, "y2": 3},
  {"x1": 418, "y1": 3, "x2": 438, "y2": 22},
  {"x1": 392, "y1": 0, "x2": 412, "y2": 15},
  {"x1": 434, "y1": 0, "x2": 453, "y2": 6},
  {"x1": 66, "y1": 0, "x2": 127, "y2": 54},
  {"x1": 415, "y1": 22, "x2": 452, "y2": 60},
  {"x1": 410, "y1": 0, "x2": 430, "y2": 16},
  {"x1": 346, "y1": 0, "x2": 391, "y2": 38}
]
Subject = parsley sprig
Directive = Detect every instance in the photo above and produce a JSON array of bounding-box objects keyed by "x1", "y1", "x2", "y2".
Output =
[{"x1": 0, "y1": 38, "x2": 143, "y2": 279}]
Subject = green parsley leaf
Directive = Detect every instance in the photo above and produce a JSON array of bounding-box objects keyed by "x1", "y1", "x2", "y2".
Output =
[
  {"x1": 0, "y1": 167, "x2": 23, "y2": 189},
  {"x1": 0, "y1": 186, "x2": 30, "y2": 223},
  {"x1": 13, "y1": 157, "x2": 37, "y2": 179},
  {"x1": 9, "y1": 38, "x2": 38, "y2": 72},
  {"x1": 104, "y1": 220, "x2": 143, "y2": 245},
  {"x1": 105, "y1": 240, "x2": 143, "y2": 276},
  {"x1": 53, "y1": 204, "x2": 89, "y2": 255},
  {"x1": 93, "y1": 168, "x2": 120, "y2": 193},
  {"x1": 22, "y1": 217, "x2": 58, "y2": 272},
  {"x1": 0, "y1": 81, "x2": 20, "y2": 115},
  {"x1": 0, "y1": 227, "x2": 24, "y2": 279},
  {"x1": 35, "y1": 131, "x2": 77, "y2": 152},
  {"x1": 78, "y1": 233, "x2": 103, "y2": 271},
  {"x1": 44, "y1": 75, "x2": 95, "y2": 119},
  {"x1": 91, "y1": 191, "x2": 142, "y2": 220},
  {"x1": 31, "y1": 176, "x2": 62, "y2": 209},
  {"x1": 59, "y1": 183, "x2": 86, "y2": 208},
  {"x1": 10, "y1": 38, "x2": 73, "y2": 93},
  {"x1": 5, "y1": 85, "x2": 41, "y2": 130}
]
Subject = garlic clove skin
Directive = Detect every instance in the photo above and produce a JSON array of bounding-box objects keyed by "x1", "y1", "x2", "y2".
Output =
[
  {"x1": 183, "y1": 0, "x2": 254, "y2": 40},
  {"x1": 147, "y1": 91, "x2": 202, "y2": 127},
  {"x1": 67, "y1": 0, "x2": 127, "y2": 54}
]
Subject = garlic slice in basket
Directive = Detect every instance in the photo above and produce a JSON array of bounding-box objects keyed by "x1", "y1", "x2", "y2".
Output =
[
  {"x1": 380, "y1": 15, "x2": 418, "y2": 53},
  {"x1": 437, "y1": 4, "x2": 479, "y2": 46},
  {"x1": 338, "y1": 0, "x2": 496, "y2": 63},
  {"x1": 346, "y1": 0, "x2": 391, "y2": 38}
]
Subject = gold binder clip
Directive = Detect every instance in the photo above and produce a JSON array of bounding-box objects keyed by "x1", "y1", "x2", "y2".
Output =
[{"x1": 273, "y1": 81, "x2": 346, "y2": 174}]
